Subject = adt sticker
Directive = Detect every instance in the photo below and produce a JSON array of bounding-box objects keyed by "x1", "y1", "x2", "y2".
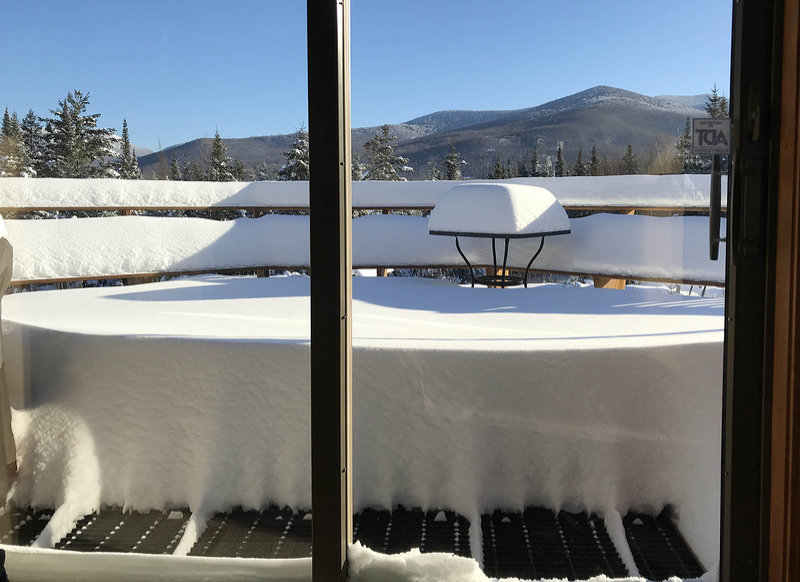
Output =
[{"x1": 692, "y1": 118, "x2": 731, "y2": 155}]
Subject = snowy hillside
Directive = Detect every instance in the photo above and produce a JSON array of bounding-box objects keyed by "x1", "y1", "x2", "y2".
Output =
[{"x1": 138, "y1": 85, "x2": 713, "y2": 179}]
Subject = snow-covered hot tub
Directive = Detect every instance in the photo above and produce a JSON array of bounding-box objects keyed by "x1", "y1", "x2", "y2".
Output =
[{"x1": 1, "y1": 275, "x2": 723, "y2": 571}]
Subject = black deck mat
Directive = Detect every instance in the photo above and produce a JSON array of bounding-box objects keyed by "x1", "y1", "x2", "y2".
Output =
[
  {"x1": 623, "y1": 508, "x2": 705, "y2": 580},
  {"x1": 481, "y1": 507, "x2": 628, "y2": 580},
  {"x1": 353, "y1": 507, "x2": 470, "y2": 557},
  {"x1": 189, "y1": 506, "x2": 312, "y2": 559},
  {"x1": 0, "y1": 506, "x2": 52, "y2": 546},
  {"x1": 55, "y1": 508, "x2": 189, "y2": 554}
]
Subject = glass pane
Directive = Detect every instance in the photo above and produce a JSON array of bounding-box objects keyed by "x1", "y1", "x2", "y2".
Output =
[
  {"x1": 0, "y1": 2, "x2": 314, "y2": 578},
  {"x1": 348, "y1": 1, "x2": 730, "y2": 580}
]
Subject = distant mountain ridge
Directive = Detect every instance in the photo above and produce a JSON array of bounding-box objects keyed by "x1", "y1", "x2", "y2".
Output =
[{"x1": 138, "y1": 85, "x2": 708, "y2": 179}]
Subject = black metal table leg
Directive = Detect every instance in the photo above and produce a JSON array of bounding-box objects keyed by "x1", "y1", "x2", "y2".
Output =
[
  {"x1": 454, "y1": 236, "x2": 475, "y2": 288},
  {"x1": 523, "y1": 237, "x2": 546, "y2": 288},
  {"x1": 500, "y1": 237, "x2": 510, "y2": 289}
]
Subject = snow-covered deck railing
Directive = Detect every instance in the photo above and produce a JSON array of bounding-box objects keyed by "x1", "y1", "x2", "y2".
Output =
[
  {"x1": 4, "y1": 213, "x2": 725, "y2": 287},
  {"x1": 0, "y1": 176, "x2": 727, "y2": 287},
  {"x1": 0, "y1": 175, "x2": 727, "y2": 212}
]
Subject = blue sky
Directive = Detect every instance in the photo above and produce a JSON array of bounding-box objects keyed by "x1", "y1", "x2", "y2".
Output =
[{"x1": 2, "y1": 1, "x2": 731, "y2": 152}]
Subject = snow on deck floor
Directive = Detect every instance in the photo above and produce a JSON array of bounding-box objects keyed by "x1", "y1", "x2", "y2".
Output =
[{"x1": 1, "y1": 275, "x2": 723, "y2": 576}]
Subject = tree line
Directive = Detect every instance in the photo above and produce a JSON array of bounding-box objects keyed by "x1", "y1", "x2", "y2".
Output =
[{"x1": 0, "y1": 90, "x2": 140, "y2": 179}]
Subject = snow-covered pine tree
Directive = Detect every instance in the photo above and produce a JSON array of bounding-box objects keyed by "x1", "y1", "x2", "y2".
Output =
[
  {"x1": 676, "y1": 117, "x2": 691, "y2": 164},
  {"x1": 515, "y1": 159, "x2": 529, "y2": 178},
  {"x1": 117, "y1": 119, "x2": 141, "y2": 179},
  {"x1": 621, "y1": 144, "x2": 641, "y2": 174},
  {"x1": 489, "y1": 157, "x2": 506, "y2": 179},
  {"x1": 256, "y1": 161, "x2": 272, "y2": 181},
  {"x1": 183, "y1": 161, "x2": 205, "y2": 181},
  {"x1": 232, "y1": 158, "x2": 248, "y2": 181},
  {"x1": 676, "y1": 117, "x2": 704, "y2": 173},
  {"x1": 40, "y1": 90, "x2": 116, "y2": 178},
  {"x1": 20, "y1": 110, "x2": 45, "y2": 177},
  {"x1": 206, "y1": 130, "x2": 235, "y2": 181},
  {"x1": 589, "y1": 145, "x2": 599, "y2": 176},
  {"x1": 555, "y1": 144, "x2": 568, "y2": 177},
  {"x1": 1, "y1": 110, "x2": 11, "y2": 135},
  {"x1": 531, "y1": 147, "x2": 543, "y2": 177},
  {"x1": 277, "y1": 127, "x2": 310, "y2": 181},
  {"x1": 505, "y1": 157, "x2": 518, "y2": 178},
  {"x1": 573, "y1": 148, "x2": 587, "y2": 176},
  {"x1": 444, "y1": 141, "x2": 464, "y2": 180},
  {"x1": 351, "y1": 152, "x2": 366, "y2": 181},
  {"x1": 363, "y1": 124, "x2": 412, "y2": 181},
  {"x1": 129, "y1": 147, "x2": 141, "y2": 179},
  {"x1": 169, "y1": 155, "x2": 183, "y2": 181},
  {"x1": 423, "y1": 160, "x2": 441, "y2": 181},
  {"x1": 705, "y1": 84, "x2": 729, "y2": 118},
  {"x1": 0, "y1": 109, "x2": 26, "y2": 176}
]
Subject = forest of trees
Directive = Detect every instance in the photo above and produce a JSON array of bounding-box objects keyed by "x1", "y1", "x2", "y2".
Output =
[{"x1": 1, "y1": 87, "x2": 729, "y2": 182}]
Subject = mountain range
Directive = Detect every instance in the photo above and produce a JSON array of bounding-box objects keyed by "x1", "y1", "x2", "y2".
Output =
[{"x1": 137, "y1": 85, "x2": 707, "y2": 179}]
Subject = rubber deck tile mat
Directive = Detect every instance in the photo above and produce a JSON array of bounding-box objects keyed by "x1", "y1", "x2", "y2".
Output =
[
  {"x1": 190, "y1": 507, "x2": 312, "y2": 559},
  {"x1": 55, "y1": 508, "x2": 189, "y2": 554},
  {"x1": 623, "y1": 508, "x2": 704, "y2": 580},
  {"x1": 353, "y1": 507, "x2": 470, "y2": 557},
  {"x1": 482, "y1": 507, "x2": 628, "y2": 580},
  {"x1": 0, "y1": 506, "x2": 52, "y2": 547}
]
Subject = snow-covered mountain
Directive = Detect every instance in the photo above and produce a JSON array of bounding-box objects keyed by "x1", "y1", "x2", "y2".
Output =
[{"x1": 138, "y1": 86, "x2": 709, "y2": 179}]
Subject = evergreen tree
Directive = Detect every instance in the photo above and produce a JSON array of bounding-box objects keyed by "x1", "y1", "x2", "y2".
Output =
[
  {"x1": 256, "y1": 161, "x2": 272, "y2": 181},
  {"x1": 601, "y1": 156, "x2": 611, "y2": 176},
  {"x1": 119, "y1": 119, "x2": 133, "y2": 174},
  {"x1": 363, "y1": 124, "x2": 412, "y2": 181},
  {"x1": 169, "y1": 155, "x2": 183, "y2": 181},
  {"x1": 182, "y1": 160, "x2": 205, "y2": 181},
  {"x1": 351, "y1": 152, "x2": 366, "y2": 181},
  {"x1": 505, "y1": 158, "x2": 517, "y2": 178},
  {"x1": 117, "y1": 119, "x2": 141, "y2": 179},
  {"x1": 544, "y1": 155, "x2": 555, "y2": 177},
  {"x1": 489, "y1": 157, "x2": 506, "y2": 179},
  {"x1": 589, "y1": 145, "x2": 599, "y2": 176},
  {"x1": 444, "y1": 141, "x2": 464, "y2": 180},
  {"x1": 206, "y1": 130, "x2": 235, "y2": 181},
  {"x1": 40, "y1": 90, "x2": 115, "y2": 177},
  {"x1": 20, "y1": 110, "x2": 45, "y2": 176},
  {"x1": 130, "y1": 147, "x2": 141, "y2": 179},
  {"x1": 705, "y1": 84, "x2": 729, "y2": 118},
  {"x1": 676, "y1": 116, "x2": 704, "y2": 173},
  {"x1": 1, "y1": 110, "x2": 11, "y2": 135},
  {"x1": 232, "y1": 158, "x2": 248, "y2": 181},
  {"x1": 676, "y1": 116, "x2": 691, "y2": 164},
  {"x1": 621, "y1": 144, "x2": 641, "y2": 174},
  {"x1": 277, "y1": 127, "x2": 310, "y2": 181},
  {"x1": 425, "y1": 160, "x2": 443, "y2": 181},
  {"x1": 531, "y1": 147, "x2": 543, "y2": 177},
  {"x1": 0, "y1": 109, "x2": 26, "y2": 176},
  {"x1": 573, "y1": 148, "x2": 587, "y2": 176},
  {"x1": 555, "y1": 144, "x2": 568, "y2": 177}
]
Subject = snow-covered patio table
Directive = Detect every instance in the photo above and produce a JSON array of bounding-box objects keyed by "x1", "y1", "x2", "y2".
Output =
[
  {"x1": 1, "y1": 275, "x2": 723, "y2": 569},
  {"x1": 428, "y1": 183, "x2": 571, "y2": 287}
]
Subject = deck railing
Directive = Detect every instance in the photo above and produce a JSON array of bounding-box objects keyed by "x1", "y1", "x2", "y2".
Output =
[{"x1": 0, "y1": 177, "x2": 727, "y2": 289}]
